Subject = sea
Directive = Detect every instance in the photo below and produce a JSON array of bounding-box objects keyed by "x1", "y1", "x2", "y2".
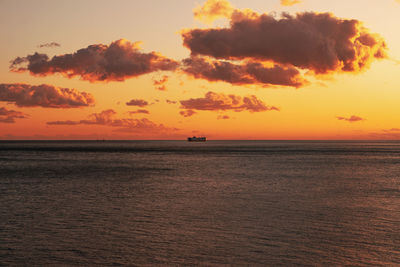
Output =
[{"x1": 0, "y1": 140, "x2": 399, "y2": 266}]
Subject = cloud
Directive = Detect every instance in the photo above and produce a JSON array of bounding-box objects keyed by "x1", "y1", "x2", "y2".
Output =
[
  {"x1": 281, "y1": 0, "x2": 301, "y2": 6},
  {"x1": 182, "y1": 10, "x2": 387, "y2": 76},
  {"x1": 368, "y1": 129, "x2": 400, "y2": 139},
  {"x1": 217, "y1": 114, "x2": 230, "y2": 120},
  {"x1": 10, "y1": 39, "x2": 179, "y2": 82},
  {"x1": 38, "y1": 42, "x2": 61, "y2": 48},
  {"x1": 382, "y1": 128, "x2": 400, "y2": 132},
  {"x1": 47, "y1": 109, "x2": 177, "y2": 132},
  {"x1": 337, "y1": 115, "x2": 365, "y2": 122},
  {"x1": 368, "y1": 127, "x2": 400, "y2": 139},
  {"x1": 153, "y1": 75, "x2": 169, "y2": 91},
  {"x1": 126, "y1": 99, "x2": 148, "y2": 107},
  {"x1": 0, "y1": 107, "x2": 28, "y2": 123},
  {"x1": 0, "y1": 83, "x2": 94, "y2": 108},
  {"x1": 166, "y1": 99, "x2": 177, "y2": 104},
  {"x1": 193, "y1": 0, "x2": 234, "y2": 24},
  {"x1": 46, "y1": 120, "x2": 81, "y2": 125},
  {"x1": 179, "y1": 109, "x2": 197, "y2": 117},
  {"x1": 180, "y1": 91, "x2": 279, "y2": 113},
  {"x1": 182, "y1": 56, "x2": 307, "y2": 87},
  {"x1": 128, "y1": 109, "x2": 150, "y2": 114}
]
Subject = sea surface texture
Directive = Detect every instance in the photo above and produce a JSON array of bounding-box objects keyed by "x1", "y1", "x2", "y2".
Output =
[{"x1": 0, "y1": 141, "x2": 399, "y2": 266}]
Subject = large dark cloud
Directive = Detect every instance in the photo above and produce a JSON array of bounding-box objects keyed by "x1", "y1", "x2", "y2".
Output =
[
  {"x1": 10, "y1": 39, "x2": 179, "y2": 82},
  {"x1": 180, "y1": 91, "x2": 279, "y2": 114},
  {"x1": 47, "y1": 109, "x2": 177, "y2": 132},
  {"x1": 0, "y1": 83, "x2": 94, "y2": 108},
  {"x1": 182, "y1": 56, "x2": 307, "y2": 87},
  {"x1": 0, "y1": 107, "x2": 28, "y2": 123},
  {"x1": 182, "y1": 11, "x2": 387, "y2": 75}
]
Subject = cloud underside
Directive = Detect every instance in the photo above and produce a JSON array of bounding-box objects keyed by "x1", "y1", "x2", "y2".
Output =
[
  {"x1": 47, "y1": 109, "x2": 177, "y2": 133},
  {"x1": 0, "y1": 107, "x2": 27, "y2": 123},
  {"x1": 182, "y1": 56, "x2": 307, "y2": 87},
  {"x1": 10, "y1": 39, "x2": 179, "y2": 82},
  {"x1": 179, "y1": 91, "x2": 278, "y2": 116},
  {"x1": 0, "y1": 83, "x2": 94, "y2": 108},
  {"x1": 337, "y1": 115, "x2": 364, "y2": 122},
  {"x1": 183, "y1": 5, "x2": 387, "y2": 87}
]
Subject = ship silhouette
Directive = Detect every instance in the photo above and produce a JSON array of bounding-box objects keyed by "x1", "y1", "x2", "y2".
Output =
[{"x1": 187, "y1": 136, "x2": 206, "y2": 142}]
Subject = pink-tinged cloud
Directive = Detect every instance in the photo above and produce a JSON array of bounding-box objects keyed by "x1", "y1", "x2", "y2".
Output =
[
  {"x1": 180, "y1": 91, "x2": 279, "y2": 113},
  {"x1": 0, "y1": 83, "x2": 94, "y2": 108},
  {"x1": 153, "y1": 75, "x2": 169, "y2": 91},
  {"x1": 179, "y1": 109, "x2": 197, "y2": 117},
  {"x1": 128, "y1": 109, "x2": 150, "y2": 114},
  {"x1": 181, "y1": 56, "x2": 307, "y2": 87},
  {"x1": 10, "y1": 39, "x2": 179, "y2": 82},
  {"x1": 182, "y1": 11, "x2": 387, "y2": 75},
  {"x1": 47, "y1": 109, "x2": 178, "y2": 133},
  {"x1": 0, "y1": 107, "x2": 28, "y2": 123},
  {"x1": 126, "y1": 99, "x2": 149, "y2": 107},
  {"x1": 337, "y1": 115, "x2": 365, "y2": 122},
  {"x1": 281, "y1": 0, "x2": 301, "y2": 6},
  {"x1": 193, "y1": 0, "x2": 234, "y2": 24},
  {"x1": 38, "y1": 42, "x2": 60, "y2": 48}
]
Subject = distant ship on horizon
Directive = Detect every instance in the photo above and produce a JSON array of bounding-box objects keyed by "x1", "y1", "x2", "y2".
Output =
[{"x1": 187, "y1": 136, "x2": 206, "y2": 142}]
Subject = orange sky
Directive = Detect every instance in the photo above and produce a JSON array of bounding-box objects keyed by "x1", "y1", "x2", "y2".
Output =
[{"x1": 1, "y1": 0, "x2": 400, "y2": 140}]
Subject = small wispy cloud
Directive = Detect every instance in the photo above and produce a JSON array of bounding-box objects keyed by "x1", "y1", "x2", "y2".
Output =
[
  {"x1": 126, "y1": 99, "x2": 149, "y2": 107},
  {"x1": 38, "y1": 42, "x2": 61, "y2": 48},
  {"x1": 280, "y1": 0, "x2": 302, "y2": 6},
  {"x1": 0, "y1": 107, "x2": 28, "y2": 123},
  {"x1": 336, "y1": 115, "x2": 365, "y2": 122}
]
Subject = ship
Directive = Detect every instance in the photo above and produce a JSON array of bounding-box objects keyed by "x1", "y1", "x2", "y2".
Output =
[{"x1": 187, "y1": 136, "x2": 206, "y2": 142}]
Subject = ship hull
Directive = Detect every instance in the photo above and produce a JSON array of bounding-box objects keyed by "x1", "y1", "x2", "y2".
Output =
[{"x1": 187, "y1": 137, "x2": 206, "y2": 142}]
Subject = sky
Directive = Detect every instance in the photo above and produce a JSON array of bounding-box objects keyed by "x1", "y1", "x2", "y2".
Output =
[{"x1": 1, "y1": 0, "x2": 400, "y2": 140}]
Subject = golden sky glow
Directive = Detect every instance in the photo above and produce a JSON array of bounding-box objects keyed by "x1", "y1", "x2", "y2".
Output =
[{"x1": 1, "y1": 0, "x2": 400, "y2": 140}]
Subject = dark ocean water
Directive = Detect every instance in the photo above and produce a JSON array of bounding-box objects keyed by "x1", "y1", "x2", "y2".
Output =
[{"x1": 0, "y1": 140, "x2": 399, "y2": 266}]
